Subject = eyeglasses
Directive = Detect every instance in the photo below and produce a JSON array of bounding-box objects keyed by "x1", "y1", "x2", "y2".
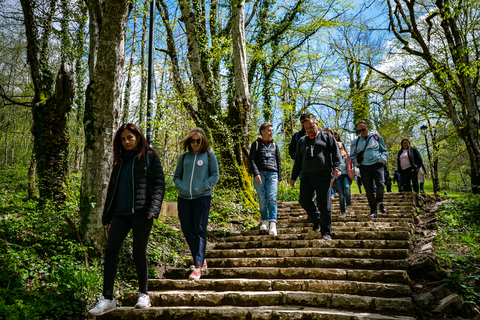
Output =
[
  {"x1": 357, "y1": 128, "x2": 367, "y2": 133},
  {"x1": 190, "y1": 138, "x2": 201, "y2": 144}
]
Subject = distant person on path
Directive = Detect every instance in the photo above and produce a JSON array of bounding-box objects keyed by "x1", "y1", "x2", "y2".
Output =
[
  {"x1": 384, "y1": 164, "x2": 392, "y2": 192},
  {"x1": 396, "y1": 138, "x2": 424, "y2": 193},
  {"x1": 332, "y1": 132, "x2": 355, "y2": 217},
  {"x1": 89, "y1": 123, "x2": 165, "y2": 316},
  {"x1": 393, "y1": 169, "x2": 402, "y2": 192},
  {"x1": 418, "y1": 166, "x2": 428, "y2": 193},
  {"x1": 250, "y1": 122, "x2": 282, "y2": 236},
  {"x1": 288, "y1": 113, "x2": 309, "y2": 160},
  {"x1": 174, "y1": 128, "x2": 219, "y2": 280},
  {"x1": 350, "y1": 120, "x2": 389, "y2": 218},
  {"x1": 355, "y1": 168, "x2": 363, "y2": 194},
  {"x1": 290, "y1": 115, "x2": 342, "y2": 240}
]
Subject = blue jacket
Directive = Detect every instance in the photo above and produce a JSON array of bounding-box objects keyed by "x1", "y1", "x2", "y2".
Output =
[
  {"x1": 174, "y1": 150, "x2": 219, "y2": 200},
  {"x1": 350, "y1": 133, "x2": 388, "y2": 166}
]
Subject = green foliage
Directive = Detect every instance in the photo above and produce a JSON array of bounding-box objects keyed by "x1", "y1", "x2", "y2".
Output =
[
  {"x1": 277, "y1": 180, "x2": 300, "y2": 202},
  {"x1": 210, "y1": 187, "x2": 257, "y2": 230},
  {"x1": 435, "y1": 195, "x2": 480, "y2": 305}
]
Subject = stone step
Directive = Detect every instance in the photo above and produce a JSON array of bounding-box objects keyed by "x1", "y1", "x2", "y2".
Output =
[
  {"x1": 277, "y1": 217, "x2": 415, "y2": 225},
  {"x1": 145, "y1": 279, "x2": 412, "y2": 298},
  {"x1": 225, "y1": 230, "x2": 411, "y2": 241},
  {"x1": 165, "y1": 267, "x2": 410, "y2": 283},
  {"x1": 117, "y1": 291, "x2": 414, "y2": 316},
  {"x1": 98, "y1": 305, "x2": 416, "y2": 320},
  {"x1": 206, "y1": 248, "x2": 408, "y2": 260},
  {"x1": 244, "y1": 226, "x2": 413, "y2": 236},
  {"x1": 215, "y1": 239, "x2": 410, "y2": 250}
]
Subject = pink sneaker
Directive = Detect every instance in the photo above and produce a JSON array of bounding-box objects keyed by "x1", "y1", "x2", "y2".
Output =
[
  {"x1": 190, "y1": 261, "x2": 208, "y2": 269},
  {"x1": 189, "y1": 268, "x2": 201, "y2": 280}
]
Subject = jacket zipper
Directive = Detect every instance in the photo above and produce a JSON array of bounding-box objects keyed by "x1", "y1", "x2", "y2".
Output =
[
  {"x1": 189, "y1": 154, "x2": 197, "y2": 198},
  {"x1": 106, "y1": 158, "x2": 123, "y2": 212},
  {"x1": 132, "y1": 156, "x2": 136, "y2": 213}
]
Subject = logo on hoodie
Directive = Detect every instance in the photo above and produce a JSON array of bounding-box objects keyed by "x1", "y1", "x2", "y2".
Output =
[{"x1": 197, "y1": 160, "x2": 204, "y2": 166}]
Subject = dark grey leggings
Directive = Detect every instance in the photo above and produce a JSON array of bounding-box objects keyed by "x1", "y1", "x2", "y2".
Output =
[{"x1": 103, "y1": 214, "x2": 153, "y2": 299}]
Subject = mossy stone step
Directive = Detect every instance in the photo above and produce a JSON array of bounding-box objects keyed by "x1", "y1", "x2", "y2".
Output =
[
  {"x1": 98, "y1": 306, "x2": 416, "y2": 320},
  {"x1": 145, "y1": 279, "x2": 411, "y2": 298}
]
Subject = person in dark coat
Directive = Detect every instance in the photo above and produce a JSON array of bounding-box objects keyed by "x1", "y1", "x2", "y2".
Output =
[
  {"x1": 89, "y1": 123, "x2": 165, "y2": 316},
  {"x1": 397, "y1": 138, "x2": 424, "y2": 193},
  {"x1": 384, "y1": 164, "x2": 392, "y2": 192},
  {"x1": 288, "y1": 113, "x2": 310, "y2": 160},
  {"x1": 393, "y1": 169, "x2": 402, "y2": 192}
]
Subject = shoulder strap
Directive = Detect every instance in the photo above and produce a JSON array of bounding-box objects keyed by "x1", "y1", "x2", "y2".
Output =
[{"x1": 295, "y1": 131, "x2": 299, "y2": 143}]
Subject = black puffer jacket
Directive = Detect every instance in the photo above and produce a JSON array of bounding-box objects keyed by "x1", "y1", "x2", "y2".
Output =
[
  {"x1": 249, "y1": 138, "x2": 282, "y2": 181},
  {"x1": 102, "y1": 150, "x2": 165, "y2": 225}
]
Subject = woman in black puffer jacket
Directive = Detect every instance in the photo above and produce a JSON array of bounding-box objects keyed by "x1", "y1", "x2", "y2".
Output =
[{"x1": 89, "y1": 123, "x2": 165, "y2": 316}]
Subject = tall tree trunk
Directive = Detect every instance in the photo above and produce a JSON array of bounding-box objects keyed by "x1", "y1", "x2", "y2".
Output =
[
  {"x1": 28, "y1": 154, "x2": 36, "y2": 199},
  {"x1": 123, "y1": 3, "x2": 138, "y2": 123},
  {"x1": 139, "y1": 0, "x2": 148, "y2": 130},
  {"x1": 80, "y1": 0, "x2": 131, "y2": 251}
]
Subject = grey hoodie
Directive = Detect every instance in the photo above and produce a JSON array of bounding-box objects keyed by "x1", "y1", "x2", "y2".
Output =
[{"x1": 174, "y1": 151, "x2": 219, "y2": 199}]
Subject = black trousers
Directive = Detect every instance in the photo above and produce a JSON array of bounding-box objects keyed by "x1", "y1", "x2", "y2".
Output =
[
  {"x1": 299, "y1": 173, "x2": 332, "y2": 236},
  {"x1": 359, "y1": 162, "x2": 385, "y2": 213},
  {"x1": 400, "y1": 167, "x2": 419, "y2": 193},
  {"x1": 103, "y1": 214, "x2": 153, "y2": 299}
]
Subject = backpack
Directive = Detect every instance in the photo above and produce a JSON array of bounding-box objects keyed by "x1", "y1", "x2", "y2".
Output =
[{"x1": 355, "y1": 134, "x2": 378, "y2": 164}]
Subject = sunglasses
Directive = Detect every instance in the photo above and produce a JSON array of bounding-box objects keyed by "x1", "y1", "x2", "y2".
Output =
[
  {"x1": 357, "y1": 128, "x2": 367, "y2": 133},
  {"x1": 190, "y1": 138, "x2": 201, "y2": 144}
]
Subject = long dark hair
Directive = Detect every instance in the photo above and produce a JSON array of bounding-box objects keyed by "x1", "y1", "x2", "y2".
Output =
[{"x1": 112, "y1": 123, "x2": 154, "y2": 167}]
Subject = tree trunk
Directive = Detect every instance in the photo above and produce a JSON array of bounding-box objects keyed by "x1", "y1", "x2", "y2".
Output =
[
  {"x1": 28, "y1": 154, "x2": 36, "y2": 199},
  {"x1": 80, "y1": 0, "x2": 131, "y2": 251}
]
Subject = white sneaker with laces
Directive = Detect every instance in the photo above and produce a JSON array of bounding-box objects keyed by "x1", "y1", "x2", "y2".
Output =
[
  {"x1": 347, "y1": 206, "x2": 355, "y2": 215},
  {"x1": 269, "y1": 221, "x2": 277, "y2": 236},
  {"x1": 135, "y1": 293, "x2": 151, "y2": 309},
  {"x1": 88, "y1": 296, "x2": 116, "y2": 316},
  {"x1": 260, "y1": 220, "x2": 268, "y2": 230}
]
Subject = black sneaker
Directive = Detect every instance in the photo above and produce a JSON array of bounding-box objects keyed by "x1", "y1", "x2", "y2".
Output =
[
  {"x1": 379, "y1": 203, "x2": 387, "y2": 213},
  {"x1": 313, "y1": 224, "x2": 321, "y2": 232},
  {"x1": 322, "y1": 234, "x2": 332, "y2": 240},
  {"x1": 369, "y1": 211, "x2": 378, "y2": 218}
]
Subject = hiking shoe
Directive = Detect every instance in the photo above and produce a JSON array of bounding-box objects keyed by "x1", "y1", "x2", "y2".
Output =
[
  {"x1": 260, "y1": 220, "x2": 268, "y2": 231},
  {"x1": 338, "y1": 213, "x2": 345, "y2": 218},
  {"x1": 135, "y1": 293, "x2": 151, "y2": 309},
  {"x1": 190, "y1": 261, "x2": 208, "y2": 269},
  {"x1": 322, "y1": 234, "x2": 332, "y2": 240},
  {"x1": 189, "y1": 268, "x2": 201, "y2": 280},
  {"x1": 369, "y1": 211, "x2": 378, "y2": 218},
  {"x1": 313, "y1": 224, "x2": 321, "y2": 232},
  {"x1": 269, "y1": 221, "x2": 277, "y2": 236},
  {"x1": 88, "y1": 296, "x2": 116, "y2": 316},
  {"x1": 379, "y1": 203, "x2": 387, "y2": 213},
  {"x1": 347, "y1": 206, "x2": 355, "y2": 215}
]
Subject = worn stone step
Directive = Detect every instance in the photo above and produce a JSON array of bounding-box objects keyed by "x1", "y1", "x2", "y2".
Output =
[
  {"x1": 277, "y1": 217, "x2": 415, "y2": 226},
  {"x1": 145, "y1": 279, "x2": 412, "y2": 298},
  {"x1": 243, "y1": 226, "x2": 413, "y2": 237},
  {"x1": 215, "y1": 238, "x2": 410, "y2": 250},
  {"x1": 165, "y1": 267, "x2": 410, "y2": 283},
  {"x1": 98, "y1": 305, "x2": 417, "y2": 320},
  {"x1": 117, "y1": 291, "x2": 414, "y2": 316},
  {"x1": 206, "y1": 248, "x2": 409, "y2": 267}
]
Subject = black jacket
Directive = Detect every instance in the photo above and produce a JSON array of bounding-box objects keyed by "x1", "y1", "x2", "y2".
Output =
[
  {"x1": 291, "y1": 131, "x2": 342, "y2": 180},
  {"x1": 102, "y1": 150, "x2": 165, "y2": 225},
  {"x1": 288, "y1": 128, "x2": 306, "y2": 160},
  {"x1": 250, "y1": 138, "x2": 282, "y2": 181},
  {"x1": 397, "y1": 146, "x2": 425, "y2": 172}
]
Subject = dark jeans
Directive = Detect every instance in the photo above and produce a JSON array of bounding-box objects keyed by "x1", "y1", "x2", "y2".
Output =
[
  {"x1": 400, "y1": 167, "x2": 419, "y2": 193},
  {"x1": 178, "y1": 196, "x2": 211, "y2": 266},
  {"x1": 299, "y1": 173, "x2": 332, "y2": 236},
  {"x1": 103, "y1": 214, "x2": 154, "y2": 299},
  {"x1": 359, "y1": 162, "x2": 385, "y2": 213}
]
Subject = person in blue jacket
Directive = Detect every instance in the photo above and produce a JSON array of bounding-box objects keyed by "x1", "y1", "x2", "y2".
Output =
[
  {"x1": 174, "y1": 128, "x2": 219, "y2": 280},
  {"x1": 350, "y1": 120, "x2": 389, "y2": 218}
]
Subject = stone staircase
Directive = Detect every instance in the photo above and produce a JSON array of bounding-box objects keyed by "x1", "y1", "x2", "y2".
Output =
[{"x1": 100, "y1": 193, "x2": 417, "y2": 320}]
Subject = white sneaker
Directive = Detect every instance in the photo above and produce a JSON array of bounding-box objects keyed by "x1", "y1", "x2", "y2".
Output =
[
  {"x1": 135, "y1": 293, "x2": 151, "y2": 309},
  {"x1": 88, "y1": 296, "x2": 116, "y2": 316},
  {"x1": 347, "y1": 206, "x2": 355, "y2": 215},
  {"x1": 269, "y1": 221, "x2": 277, "y2": 236},
  {"x1": 260, "y1": 220, "x2": 268, "y2": 230}
]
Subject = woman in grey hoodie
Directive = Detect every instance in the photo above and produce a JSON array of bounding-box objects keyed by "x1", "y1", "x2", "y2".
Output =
[{"x1": 174, "y1": 128, "x2": 219, "y2": 280}]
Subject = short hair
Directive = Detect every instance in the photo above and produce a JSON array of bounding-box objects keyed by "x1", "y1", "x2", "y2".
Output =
[
  {"x1": 180, "y1": 128, "x2": 210, "y2": 153},
  {"x1": 259, "y1": 122, "x2": 273, "y2": 135},
  {"x1": 303, "y1": 114, "x2": 317, "y2": 124},
  {"x1": 357, "y1": 120, "x2": 369, "y2": 127}
]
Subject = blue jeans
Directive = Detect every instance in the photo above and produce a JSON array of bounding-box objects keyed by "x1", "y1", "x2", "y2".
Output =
[
  {"x1": 178, "y1": 196, "x2": 211, "y2": 267},
  {"x1": 253, "y1": 170, "x2": 278, "y2": 221},
  {"x1": 334, "y1": 175, "x2": 352, "y2": 213}
]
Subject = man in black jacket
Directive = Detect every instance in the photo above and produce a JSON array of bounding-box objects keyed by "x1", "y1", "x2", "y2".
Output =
[
  {"x1": 290, "y1": 115, "x2": 342, "y2": 240},
  {"x1": 288, "y1": 113, "x2": 310, "y2": 160}
]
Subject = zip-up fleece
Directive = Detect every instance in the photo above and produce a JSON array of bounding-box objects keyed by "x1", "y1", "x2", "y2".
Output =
[
  {"x1": 350, "y1": 133, "x2": 388, "y2": 166},
  {"x1": 102, "y1": 151, "x2": 165, "y2": 225},
  {"x1": 174, "y1": 151, "x2": 219, "y2": 200}
]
